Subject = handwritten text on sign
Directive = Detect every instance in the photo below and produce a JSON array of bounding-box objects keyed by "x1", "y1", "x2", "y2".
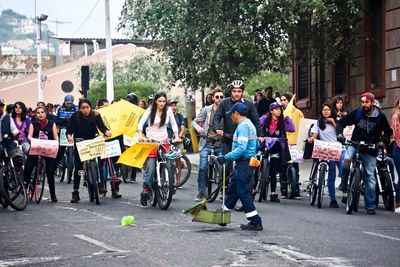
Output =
[
  {"x1": 29, "y1": 138, "x2": 59, "y2": 158},
  {"x1": 59, "y1": 128, "x2": 73, "y2": 147},
  {"x1": 311, "y1": 139, "x2": 342, "y2": 161},
  {"x1": 101, "y1": 140, "x2": 122, "y2": 159},
  {"x1": 75, "y1": 136, "x2": 106, "y2": 162}
]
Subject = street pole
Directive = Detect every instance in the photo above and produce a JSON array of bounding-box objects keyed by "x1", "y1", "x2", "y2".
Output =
[
  {"x1": 36, "y1": 19, "x2": 43, "y2": 102},
  {"x1": 105, "y1": 0, "x2": 114, "y2": 101}
]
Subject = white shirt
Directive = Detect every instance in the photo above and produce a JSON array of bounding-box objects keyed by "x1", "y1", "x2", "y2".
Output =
[{"x1": 138, "y1": 107, "x2": 178, "y2": 141}]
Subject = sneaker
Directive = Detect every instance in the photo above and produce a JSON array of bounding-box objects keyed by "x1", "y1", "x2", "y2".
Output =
[
  {"x1": 195, "y1": 192, "x2": 204, "y2": 202},
  {"x1": 240, "y1": 222, "x2": 263, "y2": 231},
  {"x1": 140, "y1": 189, "x2": 149, "y2": 206},
  {"x1": 329, "y1": 200, "x2": 339, "y2": 208},
  {"x1": 270, "y1": 194, "x2": 280, "y2": 203},
  {"x1": 280, "y1": 194, "x2": 288, "y2": 199},
  {"x1": 70, "y1": 191, "x2": 80, "y2": 203},
  {"x1": 367, "y1": 209, "x2": 376, "y2": 215},
  {"x1": 394, "y1": 203, "x2": 400, "y2": 214}
]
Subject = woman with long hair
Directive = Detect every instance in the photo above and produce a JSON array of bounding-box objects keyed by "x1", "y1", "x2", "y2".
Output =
[
  {"x1": 24, "y1": 106, "x2": 59, "y2": 202},
  {"x1": 260, "y1": 102, "x2": 294, "y2": 202},
  {"x1": 307, "y1": 103, "x2": 340, "y2": 208},
  {"x1": 66, "y1": 98, "x2": 112, "y2": 203},
  {"x1": 392, "y1": 97, "x2": 400, "y2": 213},
  {"x1": 11, "y1": 101, "x2": 31, "y2": 155},
  {"x1": 334, "y1": 97, "x2": 349, "y2": 121},
  {"x1": 137, "y1": 91, "x2": 180, "y2": 206}
]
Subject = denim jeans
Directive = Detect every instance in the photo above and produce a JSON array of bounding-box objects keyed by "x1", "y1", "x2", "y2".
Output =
[
  {"x1": 327, "y1": 161, "x2": 337, "y2": 201},
  {"x1": 392, "y1": 144, "x2": 400, "y2": 204},
  {"x1": 335, "y1": 148, "x2": 346, "y2": 178},
  {"x1": 224, "y1": 160, "x2": 262, "y2": 225},
  {"x1": 197, "y1": 144, "x2": 221, "y2": 194},
  {"x1": 142, "y1": 157, "x2": 156, "y2": 189},
  {"x1": 342, "y1": 145, "x2": 377, "y2": 210}
]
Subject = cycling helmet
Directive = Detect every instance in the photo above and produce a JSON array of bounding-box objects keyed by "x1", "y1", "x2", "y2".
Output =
[
  {"x1": 164, "y1": 150, "x2": 182, "y2": 160},
  {"x1": 148, "y1": 94, "x2": 155, "y2": 100},
  {"x1": 229, "y1": 80, "x2": 245, "y2": 90}
]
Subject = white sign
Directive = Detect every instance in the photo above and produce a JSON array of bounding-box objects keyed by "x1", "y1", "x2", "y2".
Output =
[
  {"x1": 312, "y1": 140, "x2": 342, "y2": 161},
  {"x1": 296, "y1": 118, "x2": 317, "y2": 151},
  {"x1": 101, "y1": 140, "x2": 122, "y2": 159},
  {"x1": 392, "y1": 69, "x2": 397, "y2": 82},
  {"x1": 123, "y1": 134, "x2": 137, "y2": 147}
]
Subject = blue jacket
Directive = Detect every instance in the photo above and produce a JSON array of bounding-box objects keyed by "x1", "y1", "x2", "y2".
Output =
[{"x1": 225, "y1": 118, "x2": 258, "y2": 161}]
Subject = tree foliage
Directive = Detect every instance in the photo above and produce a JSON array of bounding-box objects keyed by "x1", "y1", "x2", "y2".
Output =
[
  {"x1": 246, "y1": 71, "x2": 289, "y2": 96},
  {"x1": 119, "y1": 0, "x2": 363, "y2": 88}
]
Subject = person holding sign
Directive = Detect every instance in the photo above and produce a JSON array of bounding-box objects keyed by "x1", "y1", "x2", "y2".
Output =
[
  {"x1": 137, "y1": 91, "x2": 180, "y2": 207},
  {"x1": 24, "y1": 106, "x2": 59, "y2": 202},
  {"x1": 307, "y1": 104, "x2": 340, "y2": 208},
  {"x1": 67, "y1": 99, "x2": 112, "y2": 203}
]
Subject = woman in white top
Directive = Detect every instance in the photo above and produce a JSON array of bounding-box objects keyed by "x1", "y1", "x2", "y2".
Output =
[{"x1": 137, "y1": 91, "x2": 180, "y2": 206}]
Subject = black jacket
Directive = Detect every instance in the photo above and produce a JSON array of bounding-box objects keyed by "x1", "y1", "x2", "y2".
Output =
[{"x1": 213, "y1": 98, "x2": 262, "y2": 144}]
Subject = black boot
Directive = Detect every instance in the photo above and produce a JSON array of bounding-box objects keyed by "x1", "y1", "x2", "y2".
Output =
[
  {"x1": 70, "y1": 191, "x2": 80, "y2": 203},
  {"x1": 49, "y1": 188, "x2": 57, "y2": 203}
]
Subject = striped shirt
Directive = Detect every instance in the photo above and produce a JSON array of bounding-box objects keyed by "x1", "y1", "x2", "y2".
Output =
[{"x1": 225, "y1": 118, "x2": 258, "y2": 161}]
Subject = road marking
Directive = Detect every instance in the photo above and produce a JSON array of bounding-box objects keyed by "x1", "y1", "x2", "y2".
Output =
[
  {"x1": 56, "y1": 206, "x2": 115, "y2": 220},
  {"x1": 364, "y1": 231, "x2": 400, "y2": 242},
  {"x1": 74, "y1": 235, "x2": 130, "y2": 253},
  {"x1": 0, "y1": 256, "x2": 63, "y2": 266}
]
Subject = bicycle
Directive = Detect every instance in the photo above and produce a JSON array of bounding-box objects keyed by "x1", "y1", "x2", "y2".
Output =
[
  {"x1": 57, "y1": 146, "x2": 74, "y2": 183},
  {"x1": 0, "y1": 135, "x2": 27, "y2": 211},
  {"x1": 173, "y1": 138, "x2": 192, "y2": 188},
  {"x1": 27, "y1": 156, "x2": 46, "y2": 203},
  {"x1": 308, "y1": 158, "x2": 329, "y2": 208},
  {"x1": 204, "y1": 143, "x2": 222, "y2": 203},
  {"x1": 375, "y1": 144, "x2": 395, "y2": 211},
  {"x1": 345, "y1": 140, "x2": 376, "y2": 214},
  {"x1": 101, "y1": 156, "x2": 122, "y2": 199}
]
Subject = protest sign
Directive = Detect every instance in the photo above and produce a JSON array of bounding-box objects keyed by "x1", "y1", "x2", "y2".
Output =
[
  {"x1": 311, "y1": 139, "x2": 342, "y2": 161},
  {"x1": 343, "y1": 125, "x2": 355, "y2": 140},
  {"x1": 29, "y1": 138, "x2": 59, "y2": 158},
  {"x1": 117, "y1": 142, "x2": 158, "y2": 168},
  {"x1": 123, "y1": 134, "x2": 137, "y2": 147},
  {"x1": 59, "y1": 128, "x2": 73, "y2": 147},
  {"x1": 296, "y1": 118, "x2": 317, "y2": 151},
  {"x1": 75, "y1": 136, "x2": 106, "y2": 162},
  {"x1": 101, "y1": 140, "x2": 122, "y2": 159}
]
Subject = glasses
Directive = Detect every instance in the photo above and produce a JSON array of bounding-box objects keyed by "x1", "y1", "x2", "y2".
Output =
[{"x1": 214, "y1": 95, "x2": 223, "y2": 99}]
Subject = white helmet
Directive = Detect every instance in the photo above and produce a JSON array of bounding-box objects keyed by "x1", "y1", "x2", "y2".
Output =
[{"x1": 229, "y1": 80, "x2": 245, "y2": 90}]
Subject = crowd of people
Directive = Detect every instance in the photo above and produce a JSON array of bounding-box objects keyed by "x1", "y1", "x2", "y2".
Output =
[{"x1": 1, "y1": 79, "x2": 400, "y2": 231}]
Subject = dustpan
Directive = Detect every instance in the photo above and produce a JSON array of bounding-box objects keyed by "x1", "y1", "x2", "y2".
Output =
[{"x1": 182, "y1": 163, "x2": 231, "y2": 225}]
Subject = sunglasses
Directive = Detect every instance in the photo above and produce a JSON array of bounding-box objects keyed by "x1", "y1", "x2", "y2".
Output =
[{"x1": 214, "y1": 95, "x2": 223, "y2": 99}]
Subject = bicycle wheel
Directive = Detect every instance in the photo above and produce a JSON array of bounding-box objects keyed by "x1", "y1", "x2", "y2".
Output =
[
  {"x1": 156, "y1": 162, "x2": 174, "y2": 210},
  {"x1": 257, "y1": 158, "x2": 269, "y2": 202},
  {"x1": 66, "y1": 147, "x2": 74, "y2": 183},
  {"x1": 381, "y1": 171, "x2": 394, "y2": 211},
  {"x1": 0, "y1": 165, "x2": 27, "y2": 211},
  {"x1": 0, "y1": 168, "x2": 8, "y2": 208},
  {"x1": 309, "y1": 166, "x2": 318, "y2": 206},
  {"x1": 176, "y1": 155, "x2": 192, "y2": 188},
  {"x1": 88, "y1": 161, "x2": 100, "y2": 205},
  {"x1": 287, "y1": 165, "x2": 297, "y2": 198},
  {"x1": 34, "y1": 160, "x2": 46, "y2": 204},
  {"x1": 346, "y1": 166, "x2": 360, "y2": 214},
  {"x1": 206, "y1": 162, "x2": 221, "y2": 203},
  {"x1": 28, "y1": 168, "x2": 35, "y2": 201},
  {"x1": 317, "y1": 163, "x2": 327, "y2": 209}
]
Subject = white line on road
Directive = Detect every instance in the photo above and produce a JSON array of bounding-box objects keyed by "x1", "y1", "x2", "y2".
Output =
[
  {"x1": 0, "y1": 256, "x2": 63, "y2": 267},
  {"x1": 364, "y1": 231, "x2": 400, "y2": 242},
  {"x1": 74, "y1": 234, "x2": 130, "y2": 253},
  {"x1": 56, "y1": 206, "x2": 115, "y2": 220}
]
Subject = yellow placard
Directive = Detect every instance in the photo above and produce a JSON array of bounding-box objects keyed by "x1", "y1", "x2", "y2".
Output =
[
  {"x1": 97, "y1": 99, "x2": 145, "y2": 139},
  {"x1": 117, "y1": 142, "x2": 158, "y2": 168},
  {"x1": 75, "y1": 136, "x2": 106, "y2": 162},
  {"x1": 283, "y1": 94, "x2": 296, "y2": 118}
]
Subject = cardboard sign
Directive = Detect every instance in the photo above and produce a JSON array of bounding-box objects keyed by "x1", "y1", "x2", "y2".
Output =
[
  {"x1": 101, "y1": 140, "x2": 122, "y2": 159},
  {"x1": 59, "y1": 128, "x2": 73, "y2": 147},
  {"x1": 289, "y1": 145, "x2": 304, "y2": 163},
  {"x1": 75, "y1": 136, "x2": 106, "y2": 162},
  {"x1": 29, "y1": 138, "x2": 59, "y2": 158},
  {"x1": 311, "y1": 139, "x2": 342, "y2": 161},
  {"x1": 123, "y1": 134, "x2": 137, "y2": 147},
  {"x1": 296, "y1": 118, "x2": 317, "y2": 151},
  {"x1": 117, "y1": 142, "x2": 158, "y2": 168},
  {"x1": 343, "y1": 125, "x2": 355, "y2": 140}
]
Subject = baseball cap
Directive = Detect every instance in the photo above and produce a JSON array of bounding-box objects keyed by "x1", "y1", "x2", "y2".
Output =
[
  {"x1": 64, "y1": 95, "x2": 74, "y2": 103},
  {"x1": 169, "y1": 99, "x2": 178, "y2": 105},
  {"x1": 269, "y1": 102, "x2": 282, "y2": 111},
  {"x1": 226, "y1": 102, "x2": 248, "y2": 116},
  {"x1": 361, "y1": 92, "x2": 374, "y2": 102}
]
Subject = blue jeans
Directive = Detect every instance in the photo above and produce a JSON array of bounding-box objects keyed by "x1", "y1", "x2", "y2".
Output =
[
  {"x1": 336, "y1": 148, "x2": 346, "y2": 179},
  {"x1": 392, "y1": 144, "x2": 400, "y2": 204},
  {"x1": 142, "y1": 157, "x2": 156, "y2": 189},
  {"x1": 224, "y1": 160, "x2": 262, "y2": 225},
  {"x1": 342, "y1": 145, "x2": 377, "y2": 210},
  {"x1": 197, "y1": 144, "x2": 221, "y2": 194},
  {"x1": 327, "y1": 161, "x2": 337, "y2": 201}
]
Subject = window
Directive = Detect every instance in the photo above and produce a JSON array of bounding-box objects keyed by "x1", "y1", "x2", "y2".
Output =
[
  {"x1": 297, "y1": 61, "x2": 309, "y2": 99},
  {"x1": 333, "y1": 56, "x2": 347, "y2": 95}
]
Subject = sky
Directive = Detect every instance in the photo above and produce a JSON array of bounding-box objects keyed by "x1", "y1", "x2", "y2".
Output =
[{"x1": 0, "y1": 0, "x2": 127, "y2": 38}]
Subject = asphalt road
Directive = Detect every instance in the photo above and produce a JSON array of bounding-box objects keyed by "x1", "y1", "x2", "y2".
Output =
[{"x1": 1, "y1": 165, "x2": 399, "y2": 267}]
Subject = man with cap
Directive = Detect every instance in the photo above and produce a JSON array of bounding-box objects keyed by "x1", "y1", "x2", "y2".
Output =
[
  {"x1": 217, "y1": 102, "x2": 263, "y2": 231},
  {"x1": 55, "y1": 94, "x2": 78, "y2": 183},
  {"x1": 337, "y1": 92, "x2": 392, "y2": 215}
]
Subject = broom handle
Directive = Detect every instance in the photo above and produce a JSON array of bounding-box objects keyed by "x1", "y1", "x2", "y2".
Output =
[{"x1": 222, "y1": 163, "x2": 226, "y2": 221}]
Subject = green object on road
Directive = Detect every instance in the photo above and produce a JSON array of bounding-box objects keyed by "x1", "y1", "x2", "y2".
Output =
[{"x1": 121, "y1": 215, "x2": 135, "y2": 226}]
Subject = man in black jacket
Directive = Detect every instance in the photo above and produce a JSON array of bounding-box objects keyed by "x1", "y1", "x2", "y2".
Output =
[
  {"x1": 213, "y1": 80, "x2": 263, "y2": 177},
  {"x1": 337, "y1": 92, "x2": 392, "y2": 215}
]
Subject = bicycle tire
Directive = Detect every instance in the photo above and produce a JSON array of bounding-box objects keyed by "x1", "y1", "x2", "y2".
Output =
[
  {"x1": 317, "y1": 163, "x2": 326, "y2": 209},
  {"x1": 309, "y1": 165, "x2": 318, "y2": 206},
  {"x1": 206, "y1": 162, "x2": 221, "y2": 203},
  {"x1": 89, "y1": 161, "x2": 100, "y2": 205},
  {"x1": 381, "y1": 171, "x2": 394, "y2": 211},
  {"x1": 287, "y1": 165, "x2": 297, "y2": 199},
  {"x1": 346, "y1": 166, "x2": 360, "y2": 214},
  {"x1": 0, "y1": 168, "x2": 8, "y2": 208},
  {"x1": 156, "y1": 162, "x2": 174, "y2": 210},
  {"x1": 0, "y1": 165, "x2": 27, "y2": 211},
  {"x1": 175, "y1": 155, "x2": 192, "y2": 188},
  {"x1": 257, "y1": 158, "x2": 269, "y2": 202},
  {"x1": 35, "y1": 160, "x2": 46, "y2": 204},
  {"x1": 66, "y1": 147, "x2": 74, "y2": 183},
  {"x1": 28, "y1": 169, "x2": 35, "y2": 201}
]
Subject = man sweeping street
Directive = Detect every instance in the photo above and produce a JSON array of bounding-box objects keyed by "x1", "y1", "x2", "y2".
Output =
[{"x1": 217, "y1": 102, "x2": 263, "y2": 231}]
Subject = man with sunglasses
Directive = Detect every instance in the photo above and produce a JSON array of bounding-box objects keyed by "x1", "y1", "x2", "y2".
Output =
[
  {"x1": 192, "y1": 87, "x2": 224, "y2": 201},
  {"x1": 337, "y1": 92, "x2": 392, "y2": 215},
  {"x1": 213, "y1": 80, "x2": 263, "y2": 178}
]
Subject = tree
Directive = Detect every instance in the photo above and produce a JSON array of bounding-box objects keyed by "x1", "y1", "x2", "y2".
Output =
[
  {"x1": 246, "y1": 71, "x2": 289, "y2": 96},
  {"x1": 119, "y1": 0, "x2": 363, "y2": 89}
]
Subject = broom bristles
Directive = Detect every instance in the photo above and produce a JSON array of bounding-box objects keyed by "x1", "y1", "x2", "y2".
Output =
[{"x1": 182, "y1": 199, "x2": 208, "y2": 214}]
